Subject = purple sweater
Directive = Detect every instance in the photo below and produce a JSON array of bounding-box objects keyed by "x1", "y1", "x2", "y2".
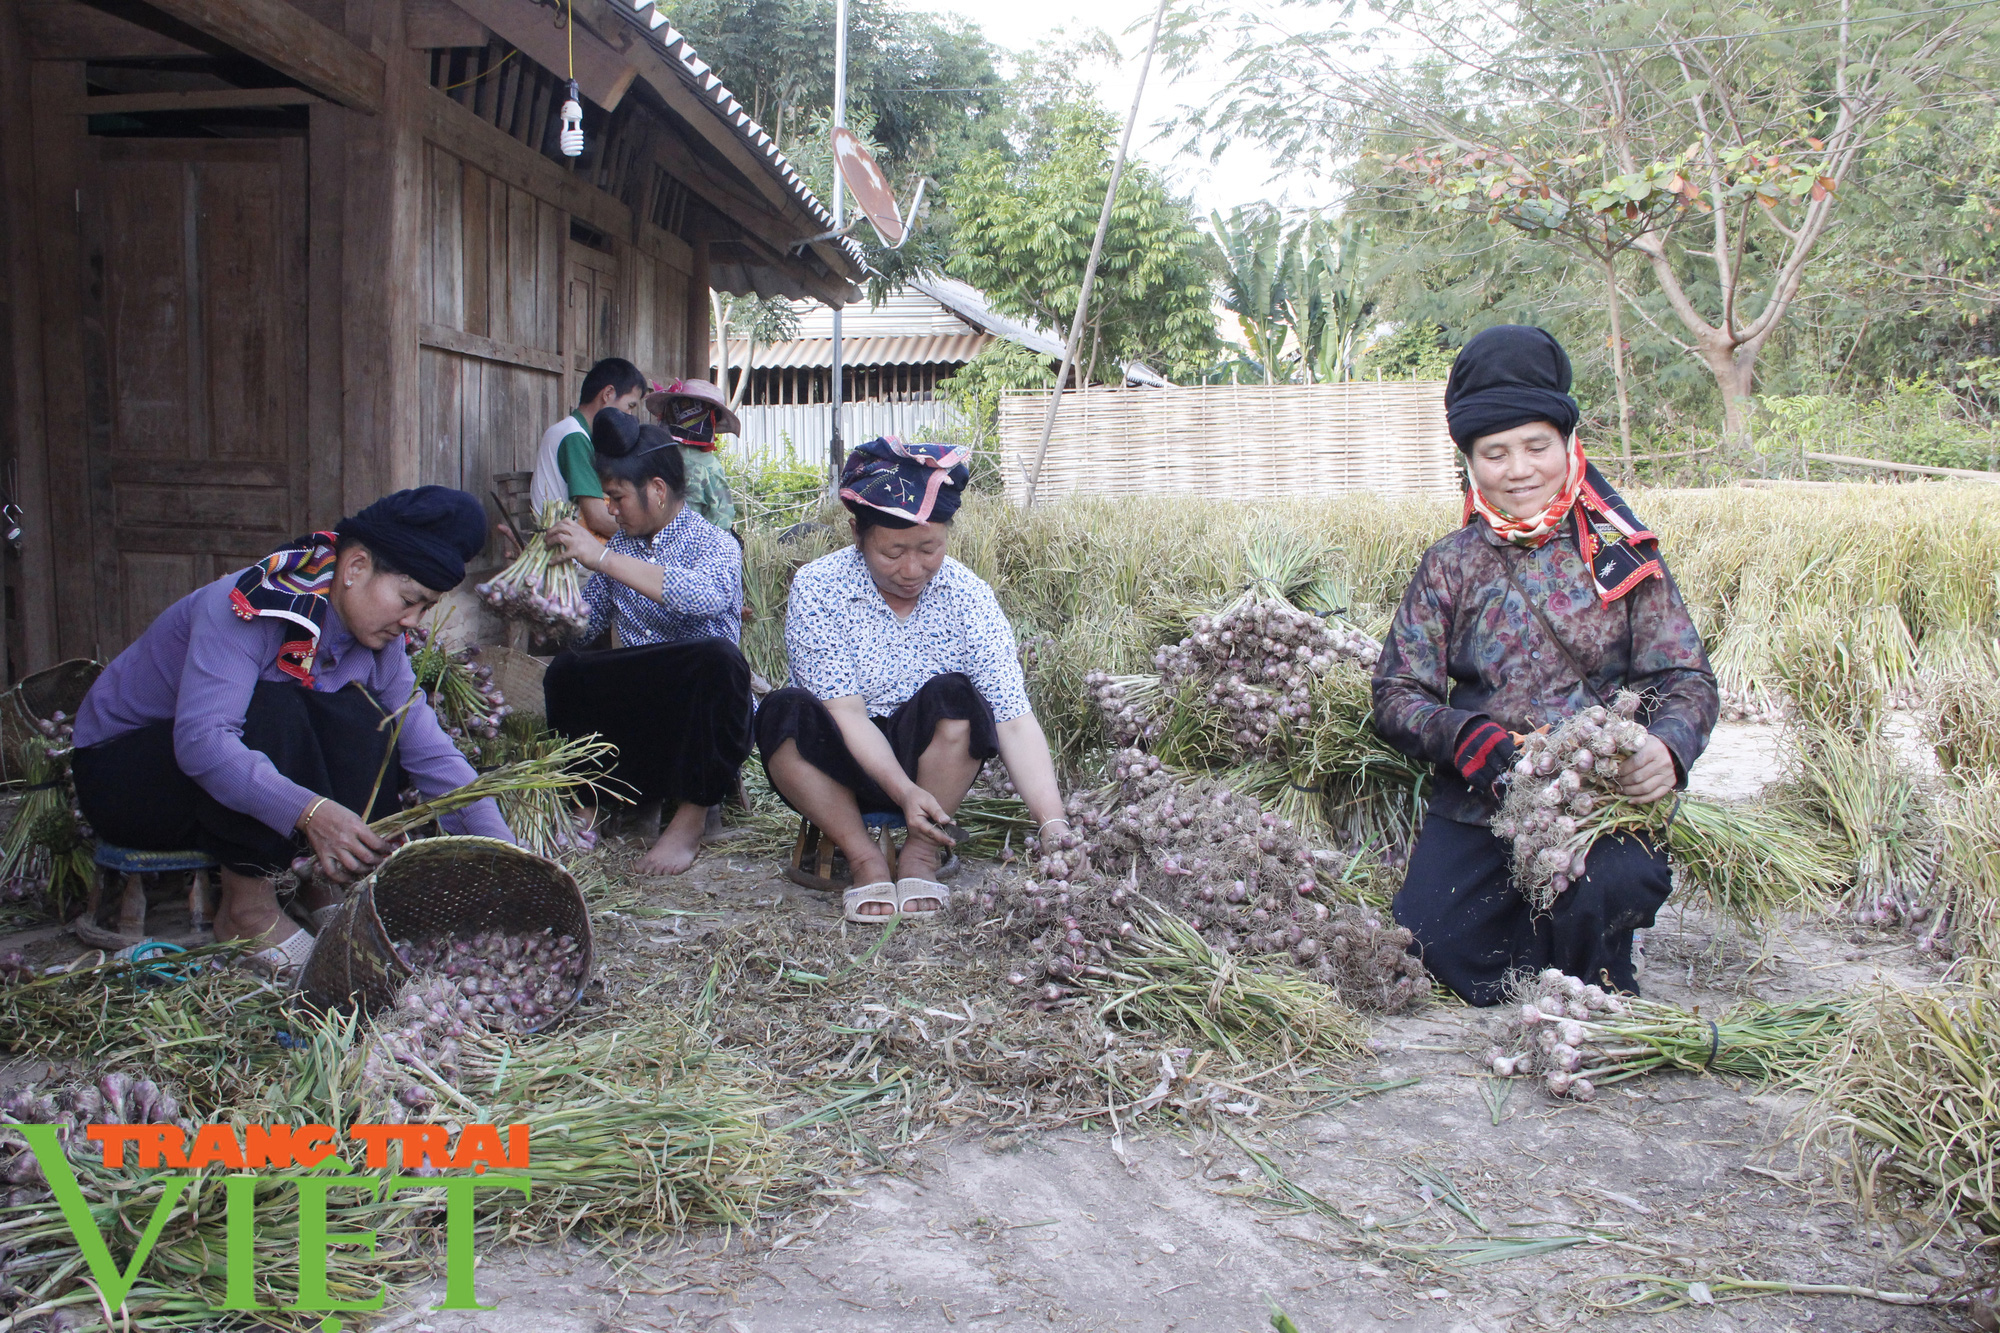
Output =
[{"x1": 74, "y1": 575, "x2": 513, "y2": 843}]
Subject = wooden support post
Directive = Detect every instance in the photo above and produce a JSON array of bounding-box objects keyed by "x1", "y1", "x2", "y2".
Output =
[{"x1": 116, "y1": 873, "x2": 147, "y2": 938}]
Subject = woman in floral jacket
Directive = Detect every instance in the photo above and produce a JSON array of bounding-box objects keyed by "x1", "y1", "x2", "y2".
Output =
[{"x1": 1372, "y1": 326, "x2": 1719, "y2": 1004}]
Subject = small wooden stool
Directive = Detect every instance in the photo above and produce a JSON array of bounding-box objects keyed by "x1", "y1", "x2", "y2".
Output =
[
  {"x1": 83, "y1": 843, "x2": 219, "y2": 943},
  {"x1": 783, "y1": 812, "x2": 962, "y2": 892}
]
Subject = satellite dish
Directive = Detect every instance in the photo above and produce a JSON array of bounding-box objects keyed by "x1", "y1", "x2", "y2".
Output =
[{"x1": 832, "y1": 126, "x2": 904, "y2": 247}]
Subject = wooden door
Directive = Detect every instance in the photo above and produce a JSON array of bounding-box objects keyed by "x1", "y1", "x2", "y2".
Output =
[
  {"x1": 566, "y1": 247, "x2": 618, "y2": 396},
  {"x1": 80, "y1": 138, "x2": 308, "y2": 656}
]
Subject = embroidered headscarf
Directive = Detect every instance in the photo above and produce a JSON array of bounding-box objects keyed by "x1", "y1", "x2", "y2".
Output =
[
  {"x1": 231, "y1": 487, "x2": 487, "y2": 684},
  {"x1": 1445, "y1": 325, "x2": 1662, "y2": 605},
  {"x1": 838, "y1": 437, "x2": 970, "y2": 526}
]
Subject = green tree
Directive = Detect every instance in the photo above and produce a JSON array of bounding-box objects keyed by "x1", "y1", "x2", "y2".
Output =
[
  {"x1": 1172, "y1": 0, "x2": 2000, "y2": 442},
  {"x1": 948, "y1": 99, "x2": 1220, "y2": 384},
  {"x1": 1209, "y1": 204, "x2": 1292, "y2": 381}
]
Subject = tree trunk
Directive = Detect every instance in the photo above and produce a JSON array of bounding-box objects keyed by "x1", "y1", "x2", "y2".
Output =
[
  {"x1": 1698, "y1": 335, "x2": 1759, "y2": 449},
  {"x1": 1602, "y1": 259, "x2": 1632, "y2": 468}
]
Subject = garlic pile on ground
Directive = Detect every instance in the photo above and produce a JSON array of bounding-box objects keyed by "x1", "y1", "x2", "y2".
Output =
[
  {"x1": 979, "y1": 749, "x2": 1428, "y2": 1013},
  {"x1": 1491, "y1": 690, "x2": 1651, "y2": 908},
  {"x1": 1483, "y1": 968, "x2": 1628, "y2": 1101},
  {"x1": 394, "y1": 927, "x2": 588, "y2": 1033},
  {"x1": 1146, "y1": 598, "x2": 1380, "y2": 761},
  {"x1": 358, "y1": 974, "x2": 468, "y2": 1133},
  {"x1": 0, "y1": 1074, "x2": 186, "y2": 1205}
]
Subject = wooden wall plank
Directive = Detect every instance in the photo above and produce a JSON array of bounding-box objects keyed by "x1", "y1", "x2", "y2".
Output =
[
  {"x1": 1, "y1": 5, "x2": 54, "y2": 675},
  {"x1": 504, "y1": 183, "x2": 534, "y2": 347},
  {"x1": 418, "y1": 345, "x2": 461, "y2": 488},
  {"x1": 27, "y1": 61, "x2": 96, "y2": 660},
  {"x1": 461, "y1": 161, "x2": 489, "y2": 337},
  {"x1": 306, "y1": 105, "x2": 344, "y2": 528},
  {"x1": 306, "y1": 103, "x2": 345, "y2": 530},
  {"x1": 18, "y1": 1, "x2": 210, "y2": 59},
  {"x1": 426, "y1": 143, "x2": 464, "y2": 329}
]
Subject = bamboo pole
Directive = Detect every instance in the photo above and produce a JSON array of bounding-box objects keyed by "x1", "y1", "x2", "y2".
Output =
[{"x1": 1021, "y1": 0, "x2": 1171, "y2": 510}]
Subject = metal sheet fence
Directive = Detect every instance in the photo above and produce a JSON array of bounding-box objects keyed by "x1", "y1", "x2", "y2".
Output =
[
  {"x1": 996, "y1": 381, "x2": 1460, "y2": 501},
  {"x1": 729, "y1": 400, "x2": 963, "y2": 466}
]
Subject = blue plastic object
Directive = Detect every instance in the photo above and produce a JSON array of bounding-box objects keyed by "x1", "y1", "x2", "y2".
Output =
[
  {"x1": 92, "y1": 842, "x2": 217, "y2": 874},
  {"x1": 861, "y1": 810, "x2": 906, "y2": 831}
]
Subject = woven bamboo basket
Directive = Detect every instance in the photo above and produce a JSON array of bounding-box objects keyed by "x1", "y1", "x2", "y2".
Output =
[
  {"x1": 0, "y1": 659, "x2": 102, "y2": 782},
  {"x1": 301, "y1": 836, "x2": 593, "y2": 1029}
]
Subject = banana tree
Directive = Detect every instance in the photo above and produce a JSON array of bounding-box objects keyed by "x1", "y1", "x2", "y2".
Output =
[
  {"x1": 1208, "y1": 204, "x2": 1291, "y2": 383},
  {"x1": 1282, "y1": 213, "x2": 1376, "y2": 384}
]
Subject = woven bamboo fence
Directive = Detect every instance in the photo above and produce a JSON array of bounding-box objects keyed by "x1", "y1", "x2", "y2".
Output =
[{"x1": 996, "y1": 381, "x2": 1459, "y2": 502}]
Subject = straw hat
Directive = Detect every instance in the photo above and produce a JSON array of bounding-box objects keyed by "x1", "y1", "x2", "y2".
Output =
[{"x1": 644, "y1": 378, "x2": 742, "y2": 437}]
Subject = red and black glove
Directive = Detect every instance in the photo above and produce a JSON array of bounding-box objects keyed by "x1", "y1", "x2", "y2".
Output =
[{"x1": 1454, "y1": 717, "x2": 1516, "y2": 798}]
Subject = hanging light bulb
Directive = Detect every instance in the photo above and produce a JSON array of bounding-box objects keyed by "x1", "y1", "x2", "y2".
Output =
[{"x1": 559, "y1": 80, "x2": 584, "y2": 157}]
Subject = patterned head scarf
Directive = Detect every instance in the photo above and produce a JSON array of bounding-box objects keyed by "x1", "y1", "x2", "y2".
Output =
[{"x1": 838, "y1": 437, "x2": 971, "y2": 526}]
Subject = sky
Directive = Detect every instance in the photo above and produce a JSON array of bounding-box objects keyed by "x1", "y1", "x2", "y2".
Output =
[{"x1": 898, "y1": 0, "x2": 1347, "y2": 216}]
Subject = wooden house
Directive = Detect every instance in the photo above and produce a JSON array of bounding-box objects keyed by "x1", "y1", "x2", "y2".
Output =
[{"x1": 0, "y1": 0, "x2": 862, "y2": 681}]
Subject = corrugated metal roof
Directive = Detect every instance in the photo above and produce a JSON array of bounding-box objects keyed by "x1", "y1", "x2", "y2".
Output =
[
  {"x1": 601, "y1": 1, "x2": 867, "y2": 283},
  {"x1": 715, "y1": 333, "x2": 990, "y2": 370}
]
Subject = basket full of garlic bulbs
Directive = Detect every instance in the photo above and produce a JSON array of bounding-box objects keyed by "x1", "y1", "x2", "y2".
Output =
[{"x1": 302, "y1": 836, "x2": 593, "y2": 1032}]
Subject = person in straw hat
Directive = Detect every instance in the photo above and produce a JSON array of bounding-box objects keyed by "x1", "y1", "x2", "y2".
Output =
[
  {"x1": 69, "y1": 487, "x2": 515, "y2": 980},
  {"x1": 646, "y1": 378, "x2": 740, "y2": 532},
  {"x1": 758, "y1": 438, "x2": 1068, "y2": 924},
  {"x1": 1372, "y1": 325, "x2": 1719, "y2": 1005}
]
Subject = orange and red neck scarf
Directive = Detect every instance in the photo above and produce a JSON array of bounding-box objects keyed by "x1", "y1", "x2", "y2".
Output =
[{"x1": 1464, "y1": 435, "x2": 1663, "y2": 605}]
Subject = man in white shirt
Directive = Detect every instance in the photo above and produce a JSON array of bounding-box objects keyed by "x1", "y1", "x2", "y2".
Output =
[{"x1": 530, "y1": 358, "x2": 645, "y2": 539}]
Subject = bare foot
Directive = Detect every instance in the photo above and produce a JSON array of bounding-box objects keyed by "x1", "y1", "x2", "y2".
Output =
[
  {"x1": 214, "y1": 869, "x2": 308, "y2": 947},
  {"x1": 637, "y1": 802, "x2": 708, "y2": 876},
  {"x1": 896, "y1": 834, "x2": 948, "y2": 882}
]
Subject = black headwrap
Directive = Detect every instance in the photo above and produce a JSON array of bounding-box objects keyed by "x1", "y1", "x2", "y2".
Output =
[
  {"x1": 333, "y1": 486, "x2": 488, "y2": 592},
  {"x1": 1444, "y1": 325, "x2": 1581, "y2": 452}
]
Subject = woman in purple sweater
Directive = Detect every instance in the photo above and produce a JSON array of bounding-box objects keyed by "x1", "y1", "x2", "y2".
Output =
[{"x1": 70, "y1": 487, "x2": 515, "y2": 979}]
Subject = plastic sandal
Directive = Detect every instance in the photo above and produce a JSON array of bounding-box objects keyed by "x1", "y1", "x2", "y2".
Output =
[
  {"x1": 243, "y1": 927, "x2": 317, "y2": 984},
  {"x1": 842, "y1": 881, "x2": 898, "y2": 923},
  {"x1": 893, "y1": 878, "x2": 949, "y2": 919},
  {"x1": 309, "y1": 903, "x2": 342, "y2": 933}
]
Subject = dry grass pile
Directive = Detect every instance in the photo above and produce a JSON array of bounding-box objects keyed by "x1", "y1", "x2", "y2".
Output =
[
  {"x1": 1805, "y1": 976, "x2": 2000, "y2": 1240},
  {"x1": 1779, "y1": 727, "x2": 1942, "y2": 941},
  {"x1": 0, "y1": 960, "x2": 791, "y2": 1332},
  {"x1": 631, "y1": 913, "x2": 1379, "y2": 1144},
  {"x1": 1922, "y1": 667, "x2": 2000, "y2": 783}
]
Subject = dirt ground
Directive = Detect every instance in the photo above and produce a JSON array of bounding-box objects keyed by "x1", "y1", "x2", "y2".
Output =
[{"x1": 329, "y1": 719, "x2": 1978, "y2": 1333}]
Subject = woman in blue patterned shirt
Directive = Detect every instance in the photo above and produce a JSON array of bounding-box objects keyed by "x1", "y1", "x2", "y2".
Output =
[
  {"x1": 758, "y1": 439, "x2": 1069, "y2": 923},
  {"x1": 542, "y1": 409, "x2": 752, "y2": 875}
]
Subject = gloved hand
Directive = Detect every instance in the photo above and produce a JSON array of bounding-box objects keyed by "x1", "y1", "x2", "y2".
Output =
[{"x1": 1453, "y1": 717, "x2": 1516, "y2": 798}]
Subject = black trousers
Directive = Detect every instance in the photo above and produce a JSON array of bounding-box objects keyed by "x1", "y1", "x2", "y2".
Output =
[
  {"x1": 755, "y1": 674, "x2": 999, "y2": 816},
  {"x1": 543, "y1": 637, "x2": 753, "y2": 808},
  {"x1": 71, "y1": 681, "x2": 405, "y2": 877},
  {"x1": 1393, "y1": 814, "x2": 1672, "y2": 1006}
]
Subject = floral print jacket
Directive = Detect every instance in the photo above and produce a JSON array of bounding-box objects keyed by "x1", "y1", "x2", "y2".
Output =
[{"x1": 1372, "y1": 514, "x2": 1719, "y2": 826}]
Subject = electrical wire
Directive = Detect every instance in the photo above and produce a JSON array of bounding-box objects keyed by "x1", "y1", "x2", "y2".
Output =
[{"x1": 440, "y1": 47, "x2": 517, "y2": 93}]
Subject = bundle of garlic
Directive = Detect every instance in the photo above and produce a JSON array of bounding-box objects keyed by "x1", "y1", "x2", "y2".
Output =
[
  {"x1": 1483, "y1": 969, "x2": 1629, "y2": 1101},
  {"x1": 0, "y1": 1073, "x2": 187, "y2": 1205},
  {"x1": 1484, "y1": 968, "x2": 1849, "y2": 1101},
  {"x1": 979, "y1": 749, "x2": 1428, "y2": 1013},
  {"x1": 1146, "y1": 596, "x2": 1381, "y2": 762},
  {"x1": 1490, "y1": 690, "x2": 1652, "y2": 908},
  {"x1": 394, "y1": 927, "x2": 588, "y2": 1033},
  {"x1": 475, "y1": 501, "x2": 591, "y2": 641}
]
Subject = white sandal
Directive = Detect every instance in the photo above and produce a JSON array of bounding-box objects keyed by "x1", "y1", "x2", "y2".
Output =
[
  {"x1": 894, "y1": 878, "x2": 949, "y2": 919},
  {"x1": 243, "y1": 926, "x2": 318, "y2": 984},
  {"x1": 842, "y1": 881, "x2": 899, "y2": 923},
  {"x1": 309, "y1": 903, "x2": 342, "y2": 933}
]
